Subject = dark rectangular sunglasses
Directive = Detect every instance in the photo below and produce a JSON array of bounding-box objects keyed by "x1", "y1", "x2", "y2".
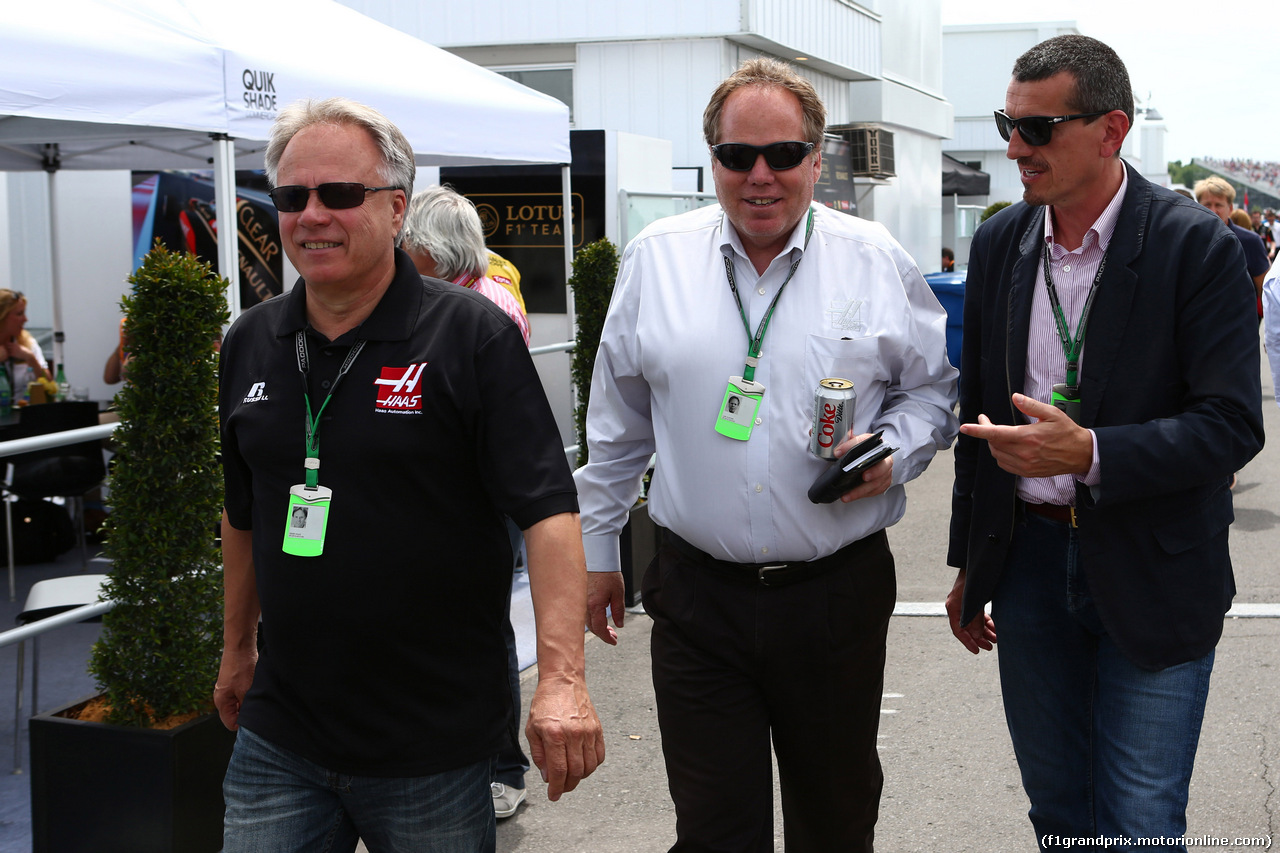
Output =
[
  {"x1": 710, "y1": 141, "x2": 815, "y2": 172},
  {"x1": 992, "y1": 109, "x2": 1107, "y2": 147},
  {"x1": 268, "y1": 182, "x2": 400, "y2": 213}
]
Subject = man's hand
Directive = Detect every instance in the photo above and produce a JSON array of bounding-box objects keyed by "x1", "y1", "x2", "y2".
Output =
[
  {"x1": 833, "y1": 432, "x2": 895, "y2": 503},
  {"x1": 945, "y1": 569, "x2": 996, "y2": 654},
  {"x1": 959, "y1": 393, "x2": 1092, "y2": 478},
  {"x1": 526, "y1": 674, "x2": 605, "y2": 801},
  {"x1": 213, "y1": 647, "x2": 257, "y2": 731},
  {"x1": 586, "y1": 571, "x2": 624, "y2": 645}
]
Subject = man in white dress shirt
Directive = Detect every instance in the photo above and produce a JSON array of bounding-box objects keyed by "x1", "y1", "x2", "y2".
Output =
[
  {"x1": 575, "y1": 58, "x2": 958, "y2": 852},
  {"x1": 1264, "y1": 255, "x2": 1280, "y2": 408}
]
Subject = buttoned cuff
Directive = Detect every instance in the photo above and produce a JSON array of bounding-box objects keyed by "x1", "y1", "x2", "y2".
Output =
[
  {"x1": 582, "y1": 532, "x2": 623, "y2": 574},
  {"x1": 1076, "y1": 429, "x2": 1102, "y2": 487}
]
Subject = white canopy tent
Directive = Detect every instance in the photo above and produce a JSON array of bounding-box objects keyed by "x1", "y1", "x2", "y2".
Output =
[{"x1": 0, "y1": 0, "x2": 574, "y2": 363}]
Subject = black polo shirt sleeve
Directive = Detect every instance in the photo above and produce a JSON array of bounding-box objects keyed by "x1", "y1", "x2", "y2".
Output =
[{"x1": 470, "y1": 320, "x2": 579, "y2": 529}]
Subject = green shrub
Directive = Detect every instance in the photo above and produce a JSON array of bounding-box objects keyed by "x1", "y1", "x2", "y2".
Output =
[
  {"x1": 569, "y1": 238, "x2": 620, "y2": 468},
  {"x1": 89, "y1": 240, "x2": 229, "y2": 727},
  {"x1": 980, "y1": 201, "x2": 1012, "y2": 223}
]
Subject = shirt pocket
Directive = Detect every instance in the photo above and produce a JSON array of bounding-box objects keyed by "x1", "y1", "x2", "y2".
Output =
[{"x1": 803, "y1": 335, "x2": 884, "y2": 432}]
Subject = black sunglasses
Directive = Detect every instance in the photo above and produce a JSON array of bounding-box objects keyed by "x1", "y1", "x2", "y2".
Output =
[
  {"x1": 268, "y1": 182, "x2": 401, "y2": 213},
  {"x1": 992, "y1": 109, "x2": 1108, "y2": 147},
  {"x1": 710, "y1": 141, "x2": 815, "y2": 172}
]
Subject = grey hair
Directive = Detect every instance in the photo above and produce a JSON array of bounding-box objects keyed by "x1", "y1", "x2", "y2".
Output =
[
  {"x1": 1012, "y1": 35, "x2": 1134, "y2": 132},
  {"x1": 399, "y1": 185, "x2": 489, "y2": 280},
  {"x1": 264, "y1": 97, "x2": 416, "y2": 192}
]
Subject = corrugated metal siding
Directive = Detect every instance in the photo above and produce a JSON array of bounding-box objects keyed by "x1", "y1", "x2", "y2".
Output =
[
  {"x1": 338, "y1": 0, "x2": 879, "y2": 81},
  {"x1": 338, "y1": 0, "x2": 742, "y2": 46},
  {"x1": 743, "y1": 0, "x2": 879, "y2": 78},
  {"x1": 577, "y1": 40, "x2": 729, "y2": 167},
  {"x1": 725, "y1": 43, "x2": 851, "y2": 127}
]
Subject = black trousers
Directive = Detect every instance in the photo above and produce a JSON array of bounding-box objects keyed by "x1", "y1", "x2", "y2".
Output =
[{"x1": 643, "y1": 530, "x2": 896, "y2": 853}]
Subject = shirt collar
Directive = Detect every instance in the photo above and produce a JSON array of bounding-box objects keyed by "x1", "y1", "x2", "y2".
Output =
[
  {"x1": 275, "y1": 248, "x2": 422, "y2": 343},
  {"x1": 718, "y1": 204, "x2": 814, "y2": 265},
  {"x1": 1043, "y1": 164, "x2": 1128, "y2": 254}
]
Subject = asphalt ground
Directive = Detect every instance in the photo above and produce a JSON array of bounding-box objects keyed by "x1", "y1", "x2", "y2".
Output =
[{"x1": 489, "y1": 345, "x2": 1280, "y2": 853}]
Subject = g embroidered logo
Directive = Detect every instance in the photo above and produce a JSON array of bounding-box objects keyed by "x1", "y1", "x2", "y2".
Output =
[{"x1": 373, "y1": 364, "x2": 426, "y2": 413}]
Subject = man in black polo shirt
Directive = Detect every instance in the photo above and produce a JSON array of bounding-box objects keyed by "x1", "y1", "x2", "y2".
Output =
[{"x1": 215, "y1": 97, "x2": 604, "y2": 852}]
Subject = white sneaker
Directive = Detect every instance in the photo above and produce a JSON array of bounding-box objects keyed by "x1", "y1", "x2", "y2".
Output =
[{"x1": 491, "y1": 782, "x2": 526, "y2": 819}]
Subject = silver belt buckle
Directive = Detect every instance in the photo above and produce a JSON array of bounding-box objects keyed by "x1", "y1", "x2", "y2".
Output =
[{"x1": 757, "y1": 563, "x2": 788, "y2": 585}]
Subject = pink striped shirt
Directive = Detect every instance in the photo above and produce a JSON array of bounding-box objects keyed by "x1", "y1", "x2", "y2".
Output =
[
  {"x1": 1017, "y1": 168, "x2": 1127, "y2": 507},
  {"x1": 453, "y1": 273, "x2": 530, "y2": 347}
]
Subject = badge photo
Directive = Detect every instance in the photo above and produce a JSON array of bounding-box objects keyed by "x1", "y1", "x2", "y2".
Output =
[{"x1": 282, "y1": 484, "x2": 332, "y2": 557}]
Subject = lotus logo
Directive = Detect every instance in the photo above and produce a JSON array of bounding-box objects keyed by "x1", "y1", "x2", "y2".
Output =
[{"x1": 476, "y1": 203, "x2": 500, "y2": 238}]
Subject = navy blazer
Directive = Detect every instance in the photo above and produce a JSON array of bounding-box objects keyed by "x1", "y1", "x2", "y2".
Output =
[{"x1": 949, "y1": 163, "x2": 1264, "y2": 670}]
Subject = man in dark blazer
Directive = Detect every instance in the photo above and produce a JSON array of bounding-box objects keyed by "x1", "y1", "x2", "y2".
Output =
[{"x1": 945, "y1": 35, "x2": 1264, "y2": 851}]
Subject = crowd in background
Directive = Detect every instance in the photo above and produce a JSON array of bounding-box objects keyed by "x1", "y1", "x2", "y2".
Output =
[{"x1": 1202, "y1": 156, "x2": 1280, "y2": 193}]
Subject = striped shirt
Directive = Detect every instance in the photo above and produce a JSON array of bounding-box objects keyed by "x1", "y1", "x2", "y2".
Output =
[
  {"x1": 1017, "y1": 168, "x2": 1126, "y2": 506},
  {"x1": 453, "y1": 273, "x2": 530, "y2": 347}
]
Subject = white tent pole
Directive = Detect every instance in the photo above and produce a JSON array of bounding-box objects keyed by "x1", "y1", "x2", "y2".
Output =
[
  {"x1": 562, "y1": 164, "x2": 575, "y2": 343},
  {"x1": 561, "y1": 163, "x2": 578, "y2": 432},
  {"x1": 45, "y1": 166, "x2": 65, "y2": 370},
  {"x1": 212, "y1": 134, "x2": 242, "y2": 321}
]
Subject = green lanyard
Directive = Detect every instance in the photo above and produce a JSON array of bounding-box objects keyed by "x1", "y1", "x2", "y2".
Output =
[
  {"x1": 295, "y1": 330, "x2": 366, "y2": 488},
  {"x1": 1041, "y1": 243, "x2": 1106, "y2": 392},
  {"x1": 722, "y1": 208, "x2": 815, "y2": 382}
]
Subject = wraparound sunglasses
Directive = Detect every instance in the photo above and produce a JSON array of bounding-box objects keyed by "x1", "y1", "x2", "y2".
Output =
[
  {"x1": 710, "y1": 141, "x2": 815, "y2": 172},
  {"x1": 268, "y1": 182, "x2": 401, "y2": 213}
]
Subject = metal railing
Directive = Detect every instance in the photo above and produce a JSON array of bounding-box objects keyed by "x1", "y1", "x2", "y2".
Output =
[
  {"x1": 2, "y1": 421, "x2": 119, "y2": 771},
  {"x1": 0, "y1": 422, "x2": 118, "y2": 459}
]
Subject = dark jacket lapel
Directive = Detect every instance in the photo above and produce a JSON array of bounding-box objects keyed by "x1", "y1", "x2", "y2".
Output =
[{"x1": 1079, "y1": 162, "x2": 1147, "y2": 426}]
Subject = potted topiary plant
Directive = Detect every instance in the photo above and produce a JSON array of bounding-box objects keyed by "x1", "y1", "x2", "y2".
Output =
[
  {"x1": 568, "y1": 238, "x2": 656, "y2": 605},
  {"x1": 570, "y1": 237, "x2": 620, "y2": 468},
  {"x1": 28, "y1": 240, "x2": 233, "y2": 853}
]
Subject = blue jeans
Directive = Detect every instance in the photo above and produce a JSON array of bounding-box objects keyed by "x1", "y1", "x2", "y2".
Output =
[
  {"x1": 223, "y1": 727, "x2": 496, "y2": 853},
  {"x1": 993, "y1": 512, "x2": 1214, "y2": 852}
]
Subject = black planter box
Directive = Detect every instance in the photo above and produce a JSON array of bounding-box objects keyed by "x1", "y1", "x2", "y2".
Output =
[{"x1": 29, "y1": 696, "x2": 236, "y2": 853}]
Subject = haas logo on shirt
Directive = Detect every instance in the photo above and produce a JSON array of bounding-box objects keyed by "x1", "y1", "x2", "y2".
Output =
[{"x1": 374, "y1": 364, "x2": 426, "y2": 414}]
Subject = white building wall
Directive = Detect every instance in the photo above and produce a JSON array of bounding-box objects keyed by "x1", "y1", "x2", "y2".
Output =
[
  {"x1": 941, "y1": 21, "x2": 1082, "y2": 244},
  {"x1": 1140, "y1": 120, "x2": 1170, "y2": 188},
  {"x1": 575, "y1": 39, "x2": 727, "y2": 168},
  {"x1": 0, "y1": 175, "x2": 8, "y2": 290},
  {"x1": 343, "y1": 0, "x2": 743, "y2": 46},
  {"x1": 343, "y1": 0, "x2": 881, "y2": 81},
  {"x1": 741, "y1": 0, "x2": 880, "y2": 78},
  {"x1": 51, "y1": 172, "x2": 134, "y2": 403},
  {"x1": 574, "y1": 37, "x2": 855, "y2": 169},
  {"x1": 843, "y1": 1, "x2": 949, "y2": 269},
  {"x1": 942, "y1": 22, "x2": 1076, "y2": 120},
  {"x1": 3, "y1": 171, "x2": 131, "y2": 404}
]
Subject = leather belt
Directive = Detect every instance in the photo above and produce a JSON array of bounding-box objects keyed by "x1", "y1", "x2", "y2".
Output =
[
  {"x1": 661, "y1": 528, "x2": 887, "y2": 588},
  {"x1": 1022, "y1": 500, "x2": 1077, "y2": 527}
]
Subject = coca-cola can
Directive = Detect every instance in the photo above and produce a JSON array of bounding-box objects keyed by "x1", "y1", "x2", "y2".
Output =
[{"x1": 810, "y1": 377, "x2": 856, "y2": 459}]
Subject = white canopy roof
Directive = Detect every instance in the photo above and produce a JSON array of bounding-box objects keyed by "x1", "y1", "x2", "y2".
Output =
[
  {"x1": 1, "y1": 0, "x2": 573, "y2": 334},
  {"x1": 0, "y1": 0, "x2": 571, "y2": 171}
]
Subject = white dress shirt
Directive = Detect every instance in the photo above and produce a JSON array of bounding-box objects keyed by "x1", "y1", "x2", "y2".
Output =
[
  {"x1": 1263, "y1": 256, "x2": 1280, "y2": 409},
  {"x1": 574, "y1": 203, "x2": 959, "y2": 572}
]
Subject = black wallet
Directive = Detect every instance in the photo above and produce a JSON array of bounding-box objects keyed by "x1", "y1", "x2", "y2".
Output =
[{"x1": 806, "y1": 431, "x2": 897, "y2": 504}]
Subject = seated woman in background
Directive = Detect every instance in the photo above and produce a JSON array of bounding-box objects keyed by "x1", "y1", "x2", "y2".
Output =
[{"x1": 0, "y1": 289, "x2": 52, "y2": 389}]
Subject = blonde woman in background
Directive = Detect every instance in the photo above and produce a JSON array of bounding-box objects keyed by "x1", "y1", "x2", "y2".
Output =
[{"x1": 0, "y1": 289, "x2": 52, "y2": 390}]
